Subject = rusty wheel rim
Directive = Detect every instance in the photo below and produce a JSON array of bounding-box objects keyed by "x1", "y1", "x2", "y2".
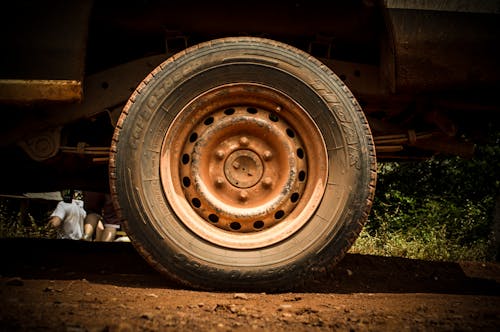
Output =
[{"x1": 160, "y1": 83, "x2": 328, "y2": 249}]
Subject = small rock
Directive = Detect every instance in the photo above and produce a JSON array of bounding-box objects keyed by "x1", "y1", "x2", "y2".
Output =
[
  {"x1": 346, "y1": 269, "x2": 353, "y2": 276},
  {"x1": 233, "y1": 293, "x2": 249, "y2": 300},
  {"x1": 44, "y1": 286, "x2": 54, "y2": 292},
  {"x1": 238, "y1": 307, "x2": 248, "y2": 316},
  {"x1": 107, "y1": 322, "x2": 134, "y2": 332},
  {"x1": 140, "y1": 312, "x2": 154, "y2": 320},
  {"x1": 176, "y1": 311, "x2": 187, "y2": 318},
  {"x1": 297, "y1": 307, "x2": 319, "y2": 315},
  {"x1": 278, "y1": 304, "x2": 293, "y2": 311},
  {"x1": 284, "y1": 296, "x2": 302, "y2": 302},
  {"x1": 6, "y1": 277, "x2": 23, "y2": 286},
  {"x1": 146, "y1": 293, "x2": 158, "y2": 298}
]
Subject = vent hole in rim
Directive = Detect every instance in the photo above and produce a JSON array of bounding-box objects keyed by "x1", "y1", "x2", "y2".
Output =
[
  {"x1": 189, "y1": 132, "x2": 198, "y2": 143},
  {"x1": 291, "y1": 192, "x2": 300, "y2": 203},
  {"x1": 230, "y1": 222, "x2": 241, "y2": 230},
  {"x1": 298, "y1": 171, "x2": 306, "y2": 182},
  {"x1": 253, "y1": 220, "x2": 264, "y2": 229},
  {"x1": 247, "y1": 107, "x2": 258, "y2": 114},
  {"x1": 269, "y1": 113, "x2": 279, "y2": 122},
  {"x1": 182, "y1": 177, "x2": 191, "y2": 187},
  {"x1": 286, "y1": 128, "x2": 295, "y2": 138},
  {"x1": 297, "y1": 148, "x2": 304, "y2": 159},
  {"x1": 224, "y1": 108, "x2": 235, "y2": 115},
  {"x1": 182, "y1": 154, "x2": 190, "y2": 164},
  {"x1": 274, "y1": 210, "x2": 285, "y2": 220},
  {"x1": 208, "y1": 214, "x2": 219, "y2": 223},
  {"x1": 191, "y1": 198, "x2": 201, "y2": 208},
  {"x1": 203, "y1": 117, "x2": 214, "y2": 125}
]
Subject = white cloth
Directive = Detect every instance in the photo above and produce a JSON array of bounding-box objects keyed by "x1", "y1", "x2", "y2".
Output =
[{"x1": 50, "y1": 199, "x2": 86, "y2": 240}]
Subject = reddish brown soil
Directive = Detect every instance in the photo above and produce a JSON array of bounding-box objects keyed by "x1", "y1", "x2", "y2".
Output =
[{"x1": 1, "y1": 238, "x2": 499, "y2": 331}]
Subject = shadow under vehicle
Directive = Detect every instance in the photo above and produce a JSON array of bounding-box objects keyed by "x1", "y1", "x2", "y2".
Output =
[{"x1": 0, "y1": 0, "x2": 498, "y2": 290}]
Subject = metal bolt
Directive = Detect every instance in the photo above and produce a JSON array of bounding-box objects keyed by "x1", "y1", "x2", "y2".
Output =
[
  {"x1": 215, "y1": 177, "x2": 225, "y2": 188},
  {"x1": 239, "y1": 136, "x2": 250, "y2": 146},
  {"x1": 276, "y1": 105, "x2": 282, "y2": 112},
  {"x1": 215, "y1": 150, "x2": 225, "y2": 160},
  {"x1": 262, "y1": 150, "x2": 273, "y2": 161},
  {"x1": 239, "y1": 191, "x2": 248, "y2": 202},
  {"x1": 262, "y1": 177, "x2": 273, "y2": 188}
]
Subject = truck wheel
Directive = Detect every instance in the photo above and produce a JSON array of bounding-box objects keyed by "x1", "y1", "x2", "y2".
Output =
[{"x1": 110, "y1": 37, "x2": 376, "y2": 291}]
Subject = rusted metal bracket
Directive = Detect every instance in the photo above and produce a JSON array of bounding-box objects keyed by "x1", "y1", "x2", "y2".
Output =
[
  {"x1": 0, "y1": 79, "x2": 82, "y2": 104},
  {"x1": 308, "y1": 35, "x2": 335, "y2": 59},
  {"x1": 164, "y1": 29, "x2": 189, "y2": 53},
  {"x1": 60, "y1": 145, "x2": 110, "y2": 164},
  {"x1": 17, "y1": 127, "x2": 62, "y2": 161},
  {"x1": 374, "y1": 130, "x2": 475, "y2": 159},
  {"x1": 1, "y1": 54, "x2": 168, "y2": 147}
]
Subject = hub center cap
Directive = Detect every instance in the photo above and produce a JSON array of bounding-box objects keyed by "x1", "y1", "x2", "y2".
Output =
[{"x1": 224, "y1": 149, "x2": 263, "y2": 188}]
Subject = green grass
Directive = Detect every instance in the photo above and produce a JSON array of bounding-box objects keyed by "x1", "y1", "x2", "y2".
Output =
[
  {"x1": 350, "y1": 224, "x2": 493, "y2": 262},
  {"x1": 0, "y1": 198, "x2": 57, "y2": 239}
]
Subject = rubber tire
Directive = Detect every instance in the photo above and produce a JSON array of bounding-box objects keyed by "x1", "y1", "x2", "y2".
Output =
[{"x1": 110, "y1": 37, "x2": 376, "y2": 291}]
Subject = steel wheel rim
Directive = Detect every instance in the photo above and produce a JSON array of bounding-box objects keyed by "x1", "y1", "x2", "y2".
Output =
[{"x1": 160, "y1": 83, "x2": 328, "y2": 249}]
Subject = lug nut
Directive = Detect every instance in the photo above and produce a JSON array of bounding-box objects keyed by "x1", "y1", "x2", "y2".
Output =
[
  {"x1": 262, "y1": 150, "x2": 273, "y2": 161},
  {"x1": 215, "y1": 177, "x2": 225, "y2": 187},
  {"x1": 262, "y1": 177, "x2": 273, "y2": 188},
  {"x1": 215, "y1": 150, "x2": 225, "y2": 160},
  {"x1": 239, "y1": 136, "x2": 250, "y2": 146},
  {"x1": 239, "y1": 191, "x2": 248, "y2": 202},
  {"x1": 232, "y1": 161, "x2": 240, "y2": 169}
]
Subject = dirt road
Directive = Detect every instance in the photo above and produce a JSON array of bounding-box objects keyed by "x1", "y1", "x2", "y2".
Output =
[{"x1": 1, "y1": 238, "x2": 499, "y2": 331}]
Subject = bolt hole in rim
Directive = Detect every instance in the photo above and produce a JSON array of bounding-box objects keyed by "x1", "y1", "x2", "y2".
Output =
[{"x1": 160, "y1": 83, "x2": 328, "y2": 249}]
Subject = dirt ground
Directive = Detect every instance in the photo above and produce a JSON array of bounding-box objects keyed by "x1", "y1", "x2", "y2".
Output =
[{"x1": 1, "y1": 238, "x2": 499, "y2": 331}]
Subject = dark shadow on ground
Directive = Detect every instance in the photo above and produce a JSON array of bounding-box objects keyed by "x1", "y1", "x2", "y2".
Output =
[{"x1": 1, "y1": 238, "x2": 499, "y2": 295}]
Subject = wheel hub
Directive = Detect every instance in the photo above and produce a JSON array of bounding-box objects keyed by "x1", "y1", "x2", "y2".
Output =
[
  {"x1": 224, "y1": 148, "x2": 263, "y2": 189},
  {"x1": 186, "y1": 109, "x2": 302, "y2": 233},
  {"x1": 160, "y1": 83, "x2": 328, "y2": 248}
]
